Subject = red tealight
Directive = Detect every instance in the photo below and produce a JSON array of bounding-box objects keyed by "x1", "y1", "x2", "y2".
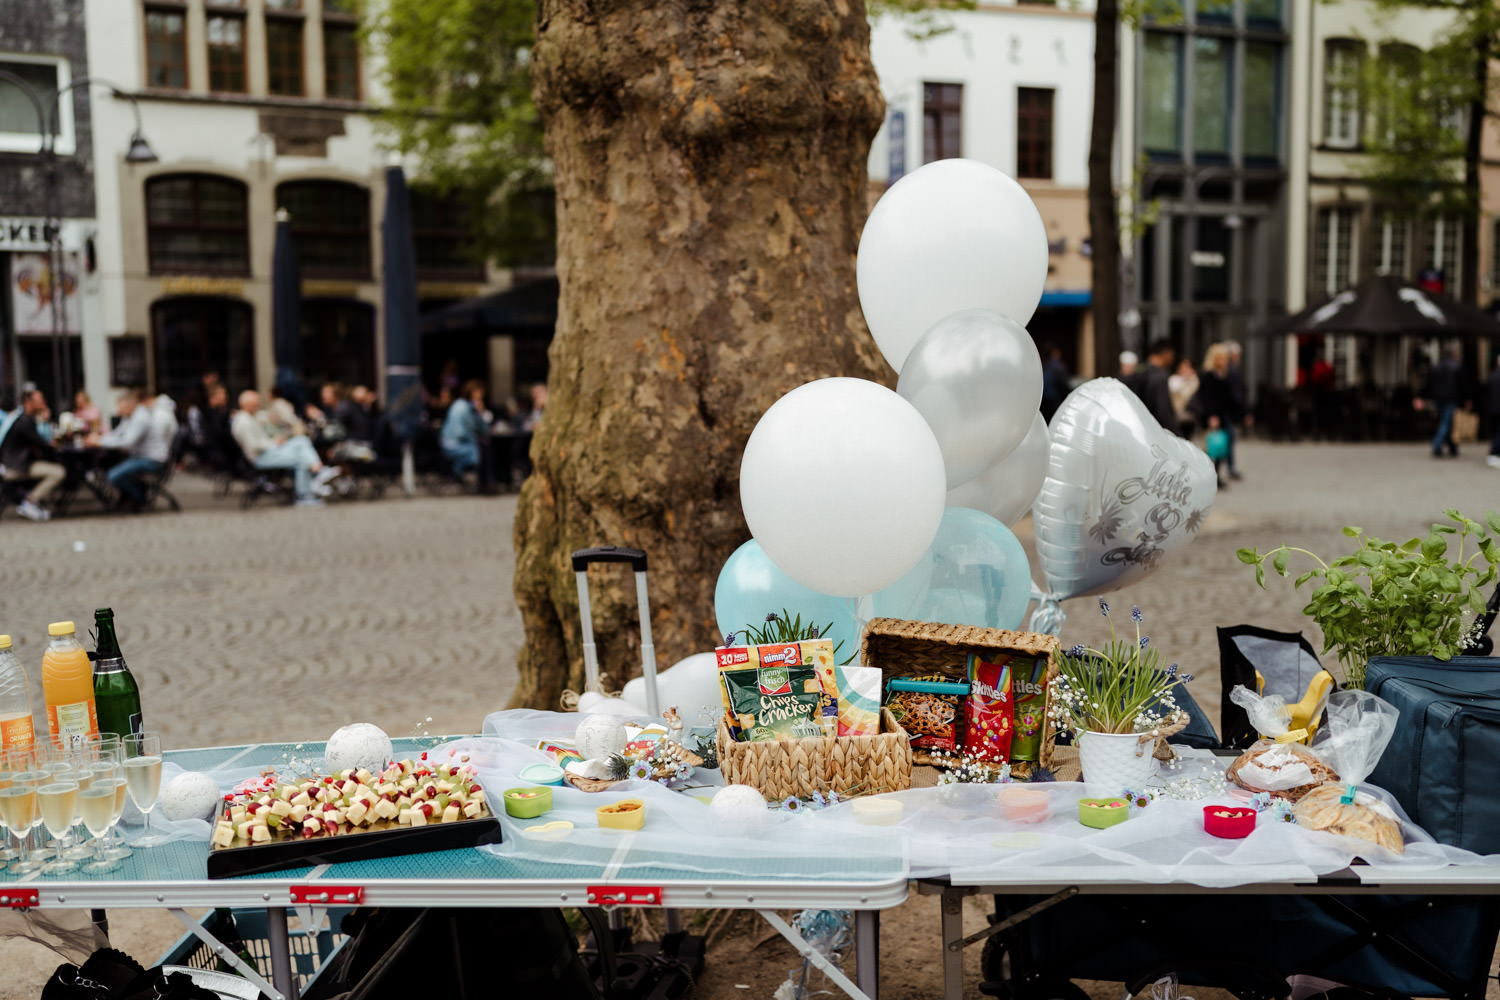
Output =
[{"x1": 1204, "y1": 805, "x2": 1257, "y2": 839}]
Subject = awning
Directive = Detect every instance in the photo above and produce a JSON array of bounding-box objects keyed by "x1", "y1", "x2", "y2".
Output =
[
  {"x1": 1038, "y1": 290, "x2": 1091, "y2": 308},
  {"x1": 1254, "y1": 274, "x2": 1500, "y2": 339},
  {"x1": 420, "y1": 277, "x2": 558, "y2": 336}
]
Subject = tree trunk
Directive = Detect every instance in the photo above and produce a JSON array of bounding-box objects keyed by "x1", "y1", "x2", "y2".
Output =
[
  {"x1": 1089, "y1": 0, "x2": 1121, "y2": 375},
  {"x1": 512, "y1": 0, "x2": 889, "y2": 710}
]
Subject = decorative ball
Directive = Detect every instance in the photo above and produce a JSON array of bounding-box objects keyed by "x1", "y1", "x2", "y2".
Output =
[
  {"x1": 575, "y1": 714, "x2": 628, "y2": 760},
  {"x1": 325, "y1": 723, "x2": 394, "y2": 775},
  {"x1": 160, "y1": 771, "x2": 221, "y2": 822},
  {"x1": 709, "y1": 784, "x2": 769, "y2": 835}
]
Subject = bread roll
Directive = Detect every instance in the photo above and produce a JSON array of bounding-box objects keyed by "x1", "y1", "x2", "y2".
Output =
[
  {"x1": 1293, "y1": 782, "x2": 1404, "y2": 855},
  {"x1": 1226, "y1": 739, "x2": 1338, "y2": 801}
]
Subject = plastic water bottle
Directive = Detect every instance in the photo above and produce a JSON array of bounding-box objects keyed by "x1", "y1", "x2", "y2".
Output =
[{"x1": 0, "y1": 635, "x2": 36, "y2": 751}]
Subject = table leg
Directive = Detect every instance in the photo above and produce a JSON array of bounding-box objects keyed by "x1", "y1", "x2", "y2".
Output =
[
  {"x1": 266, "y1": 906, "x2": 300, "y2": 1000},
  {"x1": 941, "y1": 888, "x2": 964, "y2": 1000},
  {"x1": 855, "y1": 909, "x2": 879, "y2": 998}
]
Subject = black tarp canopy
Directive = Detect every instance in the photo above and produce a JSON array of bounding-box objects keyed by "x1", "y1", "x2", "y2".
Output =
[
  {"x1": 1255, "y1": 274, "x2": 1500, "y2": 339},
  {"x1": 420, "y1": 277, "x2": 558, "y2": 336}
]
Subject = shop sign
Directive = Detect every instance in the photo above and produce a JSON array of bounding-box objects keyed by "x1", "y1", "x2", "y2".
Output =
[
  {"x1": 159, "y1": 275, "x2": 246, "y2": 297},
  {"x1": 0, "y1": 217, "x2": 59, "y2": 252},
  {"x1": 10, "y1": 251, "x2": 80, "y2": 335},
  {"x1": 1190, "y1": 251, "x2": 1225, "y2": 268}
]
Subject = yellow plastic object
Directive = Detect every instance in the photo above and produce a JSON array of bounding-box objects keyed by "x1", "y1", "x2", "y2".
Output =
[
  {"x1": 1288, "y1": 670, "x2": 1335, "y2": 739},
  {"x1": 597, "y1": 798, "x2": 645, "y2": 830}
]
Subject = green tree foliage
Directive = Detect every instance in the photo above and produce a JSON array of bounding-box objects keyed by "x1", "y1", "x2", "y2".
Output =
[{"x1": 360, "y1": 0, "x2": 552, "y2": 267}]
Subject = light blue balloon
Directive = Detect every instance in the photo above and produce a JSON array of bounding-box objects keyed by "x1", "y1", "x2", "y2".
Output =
[
  {"x1": 870, "y1": 507, "x2": 1031, "y2": 629},
  {"x1": 714, "y1": 540, "x2": 861, "y2": 660}
]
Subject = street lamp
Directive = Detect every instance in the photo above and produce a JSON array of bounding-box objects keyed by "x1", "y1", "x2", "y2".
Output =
[{"x1": 0, "y1": 71, "x2": 155, "y2": 408}]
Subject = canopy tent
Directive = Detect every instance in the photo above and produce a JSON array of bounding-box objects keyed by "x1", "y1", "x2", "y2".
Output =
[
  {"x1": 271, "y1": 209, "x2": 304, "y2": 411},
  {"x1": 1254, "y1": 274, "x2": 1500, "y2": 340}
]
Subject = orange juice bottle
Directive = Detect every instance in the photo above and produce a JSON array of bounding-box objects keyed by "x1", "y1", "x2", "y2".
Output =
[{"x1": 43, "y1": 621, "x2": 98, "y2": 747}]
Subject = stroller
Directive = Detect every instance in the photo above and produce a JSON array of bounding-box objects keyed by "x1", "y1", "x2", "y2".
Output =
[{"x1": 977, "y1": 625, "x2": 1500, "y2": 1000}]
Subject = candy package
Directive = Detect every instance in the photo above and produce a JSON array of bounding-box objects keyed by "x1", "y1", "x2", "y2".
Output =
[
  {"x1": 963, "y1": 654, "x2": 1013, "y2": 763},
  {"x1": 887, "y1": 674, "x2": 962, "y2": 754}
]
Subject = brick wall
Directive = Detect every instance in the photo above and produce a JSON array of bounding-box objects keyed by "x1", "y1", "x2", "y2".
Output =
[{"x1": 0, "y1": 0, "x2": 95, "y2": 220}]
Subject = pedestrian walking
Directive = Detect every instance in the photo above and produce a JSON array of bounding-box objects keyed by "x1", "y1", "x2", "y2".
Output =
[
  {"x1": 1486, "y1": 355, "x2": 1500, "y2": 470},
  {"x1": 1421, "y1": 346, "x2": 1465, "y2": 458},
  {"x1": 1140, "y1": 339, "x2": 1180, "y2": 435}
]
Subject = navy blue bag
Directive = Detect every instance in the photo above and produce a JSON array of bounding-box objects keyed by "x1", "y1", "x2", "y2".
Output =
[{"x1": 1366, "y1": 655, "x2": 1500, "y2": 855}]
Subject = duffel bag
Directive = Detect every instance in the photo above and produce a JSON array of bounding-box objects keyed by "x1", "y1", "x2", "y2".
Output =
[{"x1": 1366, "y1": 655, "x2": 1500, "y2": 855}]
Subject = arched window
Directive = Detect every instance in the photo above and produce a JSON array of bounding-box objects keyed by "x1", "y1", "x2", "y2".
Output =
[
  {"x1": 276, "y1": 180, "x2": 370, "y2": 279},
  {"x1": 411, "y1": 189, "x2": 484, "y2": 281},
  {"x1": 301, "y1": 298, "x2": 376, "y2": 389},
  {"x1": 145, "y1": 174, "x2": 250, "y2": 274},
  {"x1": 151, "y1": 297, "x2": 256, "y2": 403}
]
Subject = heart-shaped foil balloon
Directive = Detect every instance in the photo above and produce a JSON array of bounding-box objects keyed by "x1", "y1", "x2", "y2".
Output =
[{"x1": 1030, "y1": 378, "x2": 1217, "y2": 633}]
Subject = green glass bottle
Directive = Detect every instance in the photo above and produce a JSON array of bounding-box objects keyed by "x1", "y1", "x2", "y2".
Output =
[{"x1": 92, "y1": 608, "x2": 143, "y2": 739}]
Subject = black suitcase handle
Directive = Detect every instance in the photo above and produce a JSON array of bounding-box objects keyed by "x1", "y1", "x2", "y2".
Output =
[{"x1": 571, "y1": 546, "x2": 648, "y2": 573}]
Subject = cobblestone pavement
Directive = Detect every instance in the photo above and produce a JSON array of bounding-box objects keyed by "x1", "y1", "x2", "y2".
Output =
[{"x1": 1, "y1": 440, "x2": 1498, "y2": 997}]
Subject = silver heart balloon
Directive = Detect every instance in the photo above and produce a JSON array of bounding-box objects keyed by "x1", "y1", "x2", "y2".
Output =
[{"x1": 1030, "y1": 377, "x2": 1218, "y2": 633}]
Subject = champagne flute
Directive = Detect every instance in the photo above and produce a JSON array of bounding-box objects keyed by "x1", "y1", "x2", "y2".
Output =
[
  {"x1": 80, "y1": 750, "x2": 125, "y2": 874},
  {"x1": 0, "y1": 751, "x2": 18, "y2": 862},
  {"x1": 0, "y1": 749, "x2": 42, "y2": 874},
  {"x1": 123, "y1": 731, "x2": 167, "y2": 848},
  {"x1": 93, "y1": 737, "x2": 132, "y2": 862},
  {"x1": 60, "y1": 739, "x2": 101, "y2": 861},
  {"x1": 38, "y1": 744, "x2": 82, "y2": 875}
]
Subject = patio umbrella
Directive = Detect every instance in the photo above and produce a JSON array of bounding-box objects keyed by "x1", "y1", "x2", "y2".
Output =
[
  {"x1": 1256, "y1": 274, "x2": 1500, "y2": 339},
  {"x1": 271, "y1": 208, "x2": 305, "y2": 411},
  {"x1": 382, "y1": 165, "x2": 423, "y2": 444}
]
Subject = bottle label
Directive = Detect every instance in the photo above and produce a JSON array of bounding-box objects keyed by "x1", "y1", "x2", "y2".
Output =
[
  {"x1": 0, "y1": 713, "x2": 34, "y2": 751},
  {"x1": 48, "y1": 699, "x2": 98, "y2": 748},
  {"x1": 94, "y1": 657, "x2": 127, "y2": 675}
]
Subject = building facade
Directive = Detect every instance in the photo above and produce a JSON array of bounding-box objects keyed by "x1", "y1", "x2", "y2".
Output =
[
  {"x1": 866, "y1": 1, "x2": 1099, "y2": 374},
  {"x1": 79, "y1": 0, "x2": 508, "y2": 413},
  {"x1": 0, "y1": 0, "x2": 99, "y2": 409}
]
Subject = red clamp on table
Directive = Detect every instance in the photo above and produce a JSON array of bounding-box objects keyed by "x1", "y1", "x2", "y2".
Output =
[
  {"x1": 587, "y1": 885, "x2": 662, "y2": 907},
  {"x1": 289, "y1": 885, "x2": 364, "y2": 905},
  {"x1": 0, "y1": 889, "x2": 38, "y2": 909}
]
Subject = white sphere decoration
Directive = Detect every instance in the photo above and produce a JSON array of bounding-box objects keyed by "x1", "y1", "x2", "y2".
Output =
[
  {"x1": 575, "y1": 714, "x2": 628, "y2": 760},
  {"x1": 325, "y1": 723, "x2": 394, "y2": 775},
  {"x1": 160, "y1": 771, "x2": 221, "y2": 822},
  {"x1": 709, "y1": 784, "x2": 770, "y2": 836}
]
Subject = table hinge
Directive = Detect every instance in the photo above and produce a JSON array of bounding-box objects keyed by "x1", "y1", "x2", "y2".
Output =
[
  {"x1": 587, "y1": 885, "x2": 662, "y2": 907},
  {"x1": 289, "y1": 885, "x2": 364, "y2": 905},
  {"x1": 0, "y1": 889, "x2": 39, "y2": 909}
]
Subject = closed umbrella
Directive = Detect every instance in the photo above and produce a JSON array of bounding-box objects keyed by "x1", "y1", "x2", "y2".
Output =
[
  {"x1": 382, "y1": 165, "x2": 424, "y2": 493},
  {"x1": 271, "y1": 208, "x2": 304, "y2": 411}
]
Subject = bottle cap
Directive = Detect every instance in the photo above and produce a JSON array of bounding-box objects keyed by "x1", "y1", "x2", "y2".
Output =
[
  {"x1": 48, "y1": 621, "x2": 75, "y2": 637},
  {"x1": 0, "y1": 635, "x2": 9, "y2": 650}
]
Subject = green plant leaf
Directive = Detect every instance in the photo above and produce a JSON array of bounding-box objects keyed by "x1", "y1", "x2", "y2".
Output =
[
  {"x1": 1236, "y1": 547, "x2": 1259, "y2": 565},
  {"x1": 1255, "y1": 564, "x2": 1265, "y2": 588},
  {"x1": 1343, "y1": 526, "x2": 1362, "y2": 537},
  {"x1": 1432, "y1": 525, "x2": 1456, "y2": 536},
  {"x1": 1273, "y1": 550, "x2": 1289, "y2": 576},
  {"x1": 1486, "y1": 511, "x2": 1500, "y2": 536},
  {"x1": 1294, "y1": 570, "x2": 1318, "y2": 588}
]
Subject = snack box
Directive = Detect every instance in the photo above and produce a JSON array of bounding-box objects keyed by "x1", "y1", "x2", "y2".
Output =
[{"x1": 715, "y1": 638, "x2": 837, "y2": 741}]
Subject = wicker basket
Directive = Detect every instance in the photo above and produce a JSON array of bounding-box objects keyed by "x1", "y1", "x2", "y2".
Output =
[
  {"x1": 716, "y1": 707, "x2": 912, "y2": 801},
  {"x1": 861, "y1": 618, "x2": 1060, "y2": 770}
]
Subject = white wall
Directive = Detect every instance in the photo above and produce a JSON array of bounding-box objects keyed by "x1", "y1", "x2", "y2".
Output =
[{"x1": 867, "y1": 5, "x2": 1095, "y2": 187}]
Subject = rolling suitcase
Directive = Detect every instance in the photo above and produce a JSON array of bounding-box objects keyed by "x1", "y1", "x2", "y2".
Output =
[{"x1": 572, "y1": 545, "x2": 662, "y2": 715}]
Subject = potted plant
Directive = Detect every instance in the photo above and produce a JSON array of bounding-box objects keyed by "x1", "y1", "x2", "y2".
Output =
[
  {"x1": 1052, "y1": 600, "x2": 1187, "y2": 788},
  {"x1": 1238, "y1": 509, "x2": 1500, "y2": 689}
]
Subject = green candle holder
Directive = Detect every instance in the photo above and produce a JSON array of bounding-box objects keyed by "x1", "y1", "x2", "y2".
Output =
[{"x1": 1078, "y1": 797, "x2": 1130, "y2": 829}]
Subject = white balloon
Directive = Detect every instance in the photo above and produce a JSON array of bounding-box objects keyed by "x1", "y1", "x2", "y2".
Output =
[
  {"x1": 740, "y1": 378, "x2": 946, "y2": 597},
  {"x1": 622, "y1": 652, "x2": 722, "y2": 727},
  {"x1": 858, "y1": 159, "x2": 1049, "y2": 373},
  {"x1": 898, "y1": 309, "x2": 1043, "y2": 488},
  {"x1": 946, "y1": 412, "x2": 1051, "y2": 525},
  {"x1": 324, "y1": 723, "x2": 393, "y2": 775}
]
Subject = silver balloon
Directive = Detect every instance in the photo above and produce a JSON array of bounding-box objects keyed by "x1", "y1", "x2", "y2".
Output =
[
  {"x1": 1030, "y1": 378, "x2": 1218, "y2": 632},
  {"x1": 946, "y1": 411, "x2": 1050, "y2": 526},
  {"x1": 897, "y1": 309, "x2": 1043, "y2": 489}
]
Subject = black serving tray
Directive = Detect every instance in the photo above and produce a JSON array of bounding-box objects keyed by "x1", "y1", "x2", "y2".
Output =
[{"x1": 207, "y1": 813, "x2": 503, "y2": 879}]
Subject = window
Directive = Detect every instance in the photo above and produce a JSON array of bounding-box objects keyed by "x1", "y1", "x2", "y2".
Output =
[
  {"x1": 1245, "y1": 0, "x2": 1282, "y2": 28},
  {"x1": 264, "y1": 0, "x2": 302, "y2": 8},
  {"x1": 152, "y1": 297, "x2": 256, "y2": 405},
  {"x1": 922, "y1": 82, "x2": 962, "y2": 163},
  {"x1": 1016, "y1": 87, "x2": 1054, "y2": 180},
  {"x1": 266, "y1": 16, "x2": 304, "y2": 96},
  {"x1": 0, "y1": 56, "x2": 73, "y2": 154},
  {"x1": 1313, "y1": 206, "x2": 1358, "y2": 296},
  {"x1": 145, "y1": 174, "x2": 251, "y2": 275},
  {"x1": 145, "y1": 7, "x2": 187, "y2": 90},
  {"x1": 301, "y1": 299, "x2": 375, "y2": 389},
  {"x1": 323, "y1": 22, "x2": 359, "y2": 101},
  {"x1": 1196, "y1": 0, "x2": 1232, "y2": 24},
  {"x1": 1376, "y1": 211, "x2": 1411, "y2": 277},
  {"x1": 1421, "y1": 216, "x2": 1462, "y2": 298},
  {"x1": 1193, "y1": 36, "x2": 1232, "y2": 159},
  {"x1": 276, "y1": 180, "x2": 370, "y2": 278},
  {"x1": 1243, "y1": 42, "x2": 1279, "y2": 161},
  {"x1": 206, "y1": 13, "x2": 247, "y2": 94},
  {"x1": 1323, "y1": 40, "x2": 1363, "y2": 149},
  {"x1": 1141, "y1": 33, "x2": 1181, "y2": 154},
  {"x1": 1372, "y1": 43, "x2": 1420, "y2": 145},
  {"x1": 411, "y1": 190, "x2": 485, "y2": 281}
]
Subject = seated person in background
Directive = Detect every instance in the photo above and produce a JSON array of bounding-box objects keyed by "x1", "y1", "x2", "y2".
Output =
[
  {"x1": 89, "y1": 389, "x2": 172, "y2": 511},
  {"x1": 231, "y1": 390, "x2": 338, "y2": 507},
  {"x1": 339, "y1": 385, "x2": 374, "y2": 444},
  {"x1": 72, "y1": 390, "x2": 103, "y2": 435},
  {"x1": 441, "y1": 379, "x2": 488, "y2": 477},
  {"x1": 203, "y1": 384, "x2": 233, "y2": 470},
  {"x1": 0, "y1": 388, "x2": 65, "y2": 521},
  {"x1": 265, "y1": 386, "x2": 308, "y2": 439}
]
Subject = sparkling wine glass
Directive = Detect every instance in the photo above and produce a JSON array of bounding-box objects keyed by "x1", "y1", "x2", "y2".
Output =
[
  {"x1": 123, "y1": 731, "x2": 167, "y2": 848},
  {"x1": 93, "y1": 736, "x2": 132, "y2": 862},
  {"x1": 0, "y1": 749, "x2": 42, "y2": 874},
  {"x1": 0, "y1": 750, "x2": 18, "y2": 863},
  {"x1": 38, "y1": 744, "x2": 82, "y2": 875},
  {"x1": 80, "y1": 748, "x2": 125, "y2": 874},
  {"x1": 59, "y1": 738, "x2": 102, "y2": 861}
]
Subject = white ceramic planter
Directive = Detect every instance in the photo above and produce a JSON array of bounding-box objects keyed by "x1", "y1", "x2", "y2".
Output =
[{"x1": 1077, "y1": 730, "x2": 1155, "y2": 790}]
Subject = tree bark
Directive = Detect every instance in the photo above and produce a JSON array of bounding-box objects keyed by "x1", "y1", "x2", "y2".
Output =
[
  {"x1": 512, "y1": 0, "x2": 889, "y2": 709},
  {"x1": 1089, "y1": 0, "x2": 1121, "y2": 375}
]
